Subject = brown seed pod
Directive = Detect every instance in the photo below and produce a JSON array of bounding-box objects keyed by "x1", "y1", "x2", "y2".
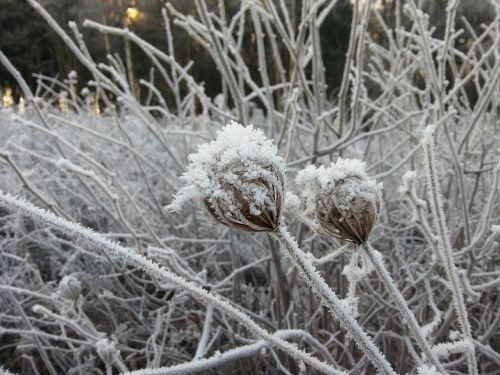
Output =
[
  {"x1": 296, "y1": 159, "x2": 382, "y2": 244},
  {"x1": 316, "y1": 177, "x2": 379, "y2": 243},
  {"x1": 204, "y1": 161, "x2": 284, "y2": 232},
  {"x1": 168, "y1": 122, "x2": 286, "y2": 232}
]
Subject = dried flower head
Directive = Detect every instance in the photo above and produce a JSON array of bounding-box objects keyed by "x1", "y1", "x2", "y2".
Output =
[
  {"x1": 57, "y1": 275, "x2": 82, "y2": 301},
  {"x1": 168, "y1": 121, "x2": 285, "y2": 232},
  {"x1": 296, "y1": 158, "x2": 382, "y2": 243},
  {"x1": 96, "y1": 339, "x2": 118, "y2": 367}
]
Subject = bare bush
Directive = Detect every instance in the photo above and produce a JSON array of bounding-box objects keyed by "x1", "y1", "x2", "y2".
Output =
[{"x1": 0, "y1": 0, "x2": 499, "y2": 374}]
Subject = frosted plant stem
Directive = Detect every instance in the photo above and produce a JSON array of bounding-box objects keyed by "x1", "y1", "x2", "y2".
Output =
[
  {"x1": 123, "y1": 329, "x2": 335, "y2": 375},
  {"x1": 194, "y1": 0, "x2": 246, "y2": 123},
  {"x1": 359, "y1": 242, "x2": 446, "y2": 373},
  {"x1": 194, "y1": 304, "x2": 213, "y2": 360},
  {"x1": 0, "y1": 192, "x2": 344, "y2": 375},
  {"x1": 270, "y1": 226, "x2": 397, "y2": 375},
  {"x1": 422, "y1": 132, "x2": 478, "y2": 375}
]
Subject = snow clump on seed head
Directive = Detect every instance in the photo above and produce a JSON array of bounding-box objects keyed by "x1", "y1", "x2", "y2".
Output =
[
  {"x1": 296, "y1": 158, "x2": 382, "y2": 243},
  {"x1": 168, "y1": 121, "x2": 285, "y2": 232}
]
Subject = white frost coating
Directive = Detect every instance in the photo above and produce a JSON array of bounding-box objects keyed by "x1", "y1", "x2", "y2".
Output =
[
  {"x1": 339, "y1": 296, "x2": 359, "y2": 319},
  {"x1": 124, "y1": 330, "x2": 333, "y2": 375},
  {"x1": 421, "y1": 125, "x2": 436, "y2": 144},
  {"x1": 96, "y1": 338, "x2": 118, "y2": 365},
  {"x1": 419, "y1": 307, "x2": 442, "y2": 340},
  {"x1": 167, "y1": 121, "x2": 285, "y2": 218},
  {"x1": 449, "y1": 330, "x2": 460, "y2": 341},
  {"x1": 56, "y1": 158, "x2": 96, "y2": 178},
  {"x1": 96, "y1": 338, "x2": 116, "y2": 354},
  {"x1": 58, "y1": 275, "x2": 82, "y2": 300},
  {"x1": 399, "y1": 170, "x2": 418, "y2": 194},
  {"x1": 399, "y1": 170, "x2": 427, "y2": 208},
  {"x1": 284, "y1": 191, "x2": 301, "y2": 213},
  {"x1": 422, "y1": 127, "x2": 477, "y2": 374},
  {"x1": 0, "y1": 367, "x2": 18, "y2": 375},
  {"x1": 31, "y1": 304, "x2": 45, "y2": 314},
  {"x1": 417, "y1": 365, "x2": 441, "y2": 375},
  {"x1": 296, "y1": 158, "x2": 382, "y2": 214},
  {"x1": 359, "y1": 244, "x2": 446, "y2": 373},
  {"x1": 0, "y1": 191, "x2": 343, "y2": 375},
  {"x1": 271, "y1": 228, "x2": 397, "y2": 375},
  {"x1": 432, "y1": 340, "x2": 473, "y2": 359}
]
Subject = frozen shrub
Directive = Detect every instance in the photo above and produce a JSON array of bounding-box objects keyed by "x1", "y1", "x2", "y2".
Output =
[{"x1": 0, "y1": 0, "x2": 498, "y2": 373}]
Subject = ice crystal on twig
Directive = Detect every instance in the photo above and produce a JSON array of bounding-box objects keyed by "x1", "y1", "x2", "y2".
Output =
[{"x1": 417, "y1": 365, "x2": 440, "y2": 375}]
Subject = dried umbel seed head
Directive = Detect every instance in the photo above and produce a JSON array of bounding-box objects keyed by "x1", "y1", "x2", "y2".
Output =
[
  {"x1": 96, "y1": 339, "x2": 118, "y2": 367},
  {"x1": 168, "y1": 121, "x2": 285, "y2": 232},
  {"x1": 203, "y1": 160, "x2": 284, "y2": 231},
  {"x1": 296, "y1": 159, "x2": 382, "y2": 244},
  {"x1": 57, "y1": 275, "x2": 82, "y2": 301},
  {"x1": 315, "y1": 176, "x2": 380, "y2": 243}
]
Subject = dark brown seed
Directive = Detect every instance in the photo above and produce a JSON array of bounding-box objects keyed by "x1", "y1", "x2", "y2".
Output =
[
  {"x1": 204, "y1": 161, "x2": 284, "y2": 232},
  {"x1": 316, "y1": 177, "x2": 379, "y2": 244}
]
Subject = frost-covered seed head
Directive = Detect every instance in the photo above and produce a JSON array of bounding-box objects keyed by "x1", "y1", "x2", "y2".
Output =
[
  {"x1": 168, "y1": 121, "x2": 285, "y2": 232},
  {"x1": 96, "y1": 339, "x2": 118, "y2": 366},
  {"x1": 296, "y1": 158, "x2": 382, "y2": 243},
  {"x1": 57, "y1": 275, "x2": 82, "y2": 301}
]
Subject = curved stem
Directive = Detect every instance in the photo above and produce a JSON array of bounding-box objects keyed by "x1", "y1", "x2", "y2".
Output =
[
  {"x1": 422, "y1": 131, "x2": 478, "y2": 374},
  {"x1": 360, "y1": 242, "x2": 446, "y2": 373},
  {"x1": 0, "y1": 192, "x2": 344, "y2": 375},
  {"x1": 270, "y1": 226, "x2": 397, "y2": 375}
]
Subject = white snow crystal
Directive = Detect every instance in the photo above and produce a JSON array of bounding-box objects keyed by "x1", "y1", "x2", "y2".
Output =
[
  {"x1": 421, "y1": 125, "x2": 436, "y2": 144},
  {"x1": 417, "y1": 365, "x2": 441, "y2": 375},
  {"x1": 432, "y1": 340, "x2": 473, "y2": 359},
  {"x1": 284, "y1": 191, "x2": 301, "y2": 212},
  {"x1": 0, "y1": 366, "x2": 18, "y2": 375},
  {"x1": 399, "y1": 170, "x2": 418, "y2": 194},
  {"x1": 167, "y1": 122, "x2": 285, "y2": 229},
  {"x1": 58, "y1": 274, "x2": 82, "y2": 300},
  {"x1": 96, "y1": 339, "x2": 118, "y2": 365},
  {"x1": 296, "y1": 158, "x2": 382, "y2": 214}
]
